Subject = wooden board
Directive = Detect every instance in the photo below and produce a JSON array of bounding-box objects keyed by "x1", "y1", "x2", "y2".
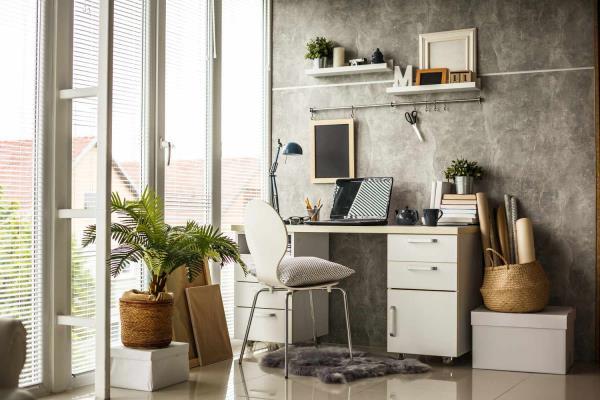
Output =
[
  {"x1": 496, "y1": 205, "x2": 510, "y2": 262},
  {"x1": 476, "y1": 192, "x2": 492, "y2": 267},
  {"x1": 166, "y1": 263, "x2": 212, "y2": 367},
  {"x1": 186, "y1": 284, "x2": 233, "y2": 366}
]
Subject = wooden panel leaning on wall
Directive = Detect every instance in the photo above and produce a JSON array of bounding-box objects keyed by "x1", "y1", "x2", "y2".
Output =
[{"x1": 595, "y1": 0, "x2": 599, "y2": 363}]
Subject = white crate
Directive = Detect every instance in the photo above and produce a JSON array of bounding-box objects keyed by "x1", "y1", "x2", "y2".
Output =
[
  {"x1": 471, "y1": 306, "x2": 575, "y2": 374},
  {"x1": 110, "y1": 342, "x2": 189, "y2": 391}
]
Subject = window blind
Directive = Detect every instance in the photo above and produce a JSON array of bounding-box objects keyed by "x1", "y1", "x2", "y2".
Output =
[
  {"x1": 164, "y1": 0, "x2": 210, "y2": 227},
  {"x1": 0, "y1": 0, "x2": 44, "y2": 387},
  {"x1": 220, "y1": 0, "x2": 266, "y2": 334},
  {"x1": 71, "y1": 0, "x2": 146, "y2": 375}
]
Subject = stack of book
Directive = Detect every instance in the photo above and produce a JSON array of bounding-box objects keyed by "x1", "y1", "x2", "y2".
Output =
[{"x1": 439, "y1": 194, "x2": 479, "y2": 225}]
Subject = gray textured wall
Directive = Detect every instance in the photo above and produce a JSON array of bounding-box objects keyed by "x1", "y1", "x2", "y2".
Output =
[{"x1": 271, "y1": 0, "x2": 596, "y2": 360}]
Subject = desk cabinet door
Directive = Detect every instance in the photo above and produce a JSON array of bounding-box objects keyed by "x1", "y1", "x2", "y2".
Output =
[{"x1": 387, "y1": 289, "x2": 457, "y2": 357}]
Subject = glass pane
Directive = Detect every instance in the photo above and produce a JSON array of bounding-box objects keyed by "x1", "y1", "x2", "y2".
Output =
[
  {"x1": 164, "y1": 0, "x2": 210, "y2": 226},
  {"x1": 0, "y1": 0, "x2": 44, "y2": 387},
  {"x1": 70, "y1": 0, "x2": 147, "y2": 375},
  {"x1": 220, "y1": 0, "x2": 265, "y2": 334}
]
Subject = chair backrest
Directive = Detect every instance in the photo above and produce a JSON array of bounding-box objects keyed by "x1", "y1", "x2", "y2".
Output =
[{"x1": 244, "y1": 200, "x2": 288, "y2": 287}]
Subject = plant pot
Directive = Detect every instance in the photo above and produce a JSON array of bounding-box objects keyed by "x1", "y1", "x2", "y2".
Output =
[
  {"x1": 313, "y1": 57, "x2": 327, "y2": 69},
  {"x1": 119, "y1": 292, "x2": 173, "y2": 348},
  {"x1": 455, "y1": 176, "x2": 474, "y2": 194}
]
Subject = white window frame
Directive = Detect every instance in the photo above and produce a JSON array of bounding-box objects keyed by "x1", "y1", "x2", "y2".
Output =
[{"x1": 34, "y1": 0, "x2": 271, "y2": 397}]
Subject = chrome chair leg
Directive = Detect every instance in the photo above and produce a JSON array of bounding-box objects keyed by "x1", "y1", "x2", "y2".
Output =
[
  {"x1": 334, "y1": 287, "x2": 353, "y2": 360},
  {"x1": 284, "y1": 291, "x2": 293, "y2": 379},
  {"x1": 309, "y1": 290, "x2": 317, "y2": 346},
  {"x1": 239, "y1": 288, "x2": 269, "y2": 365}
]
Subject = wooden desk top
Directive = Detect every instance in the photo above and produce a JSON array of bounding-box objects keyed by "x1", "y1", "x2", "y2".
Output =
[{"x1": 224, "y1": 224, "x2": 479, "y2": 235}]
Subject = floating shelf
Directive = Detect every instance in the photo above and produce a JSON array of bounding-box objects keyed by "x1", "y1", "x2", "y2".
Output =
[
  {"x1": 386, "y1": 80, "x2": 480, "y2": 95},
  {"x1": 305, "y1": 60, "x2": 393, "y2": 77}
]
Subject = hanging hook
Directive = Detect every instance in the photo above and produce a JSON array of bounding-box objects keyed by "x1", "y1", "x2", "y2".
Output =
[
  {"x1": 413, "y1": 102, "x2": 416, "y2": 112},
  {"x1": 425, "y1": 102, "x2": 429, "y2": 112},
  {"x1": 434, "y1": 100, "x2": 438, "y2": 112},
  {"x1": 350, "y1": 105, "x2": 355, "y2": 119},
  {"x1": 443, "y1": 103, "x2": 448, "y2": 112},
  {"x1": 310, "y1": 108, "x2": 315, "y2": 120}
]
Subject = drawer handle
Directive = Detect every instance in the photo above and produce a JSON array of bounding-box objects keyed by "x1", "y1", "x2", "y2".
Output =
[
  {"x1": 407, "y1": 238, "x2": 437, "y2": 243},
  {"x1": 407, "y1": 266, "x2": 438, "y2": 271},
  {"x1": 255, "y1": 312, "x2": 277, "y2": 318},
  {"x1": 389, "y1": 306, "x2": 396, "y2": 337}
]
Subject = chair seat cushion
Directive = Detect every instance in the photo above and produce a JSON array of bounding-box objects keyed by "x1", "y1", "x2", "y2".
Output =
[{"x1": 277, "y1": 257, "x2": 355, "y2": 287}]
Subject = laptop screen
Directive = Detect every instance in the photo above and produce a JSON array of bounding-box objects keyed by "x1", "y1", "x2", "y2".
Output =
[{"x1": 330, "y1": 177, "x2": 393, "y2": 219}]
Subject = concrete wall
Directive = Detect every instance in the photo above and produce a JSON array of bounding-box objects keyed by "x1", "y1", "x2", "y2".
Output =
[{"x1": 271, "y1": 0, "x2": 596, "y2": 360}]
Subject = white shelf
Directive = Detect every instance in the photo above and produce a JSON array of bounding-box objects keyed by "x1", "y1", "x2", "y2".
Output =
[
  {"x1": 59, "y1": 86, "x2": 98, "y2": 99},
  {"x1": 305, "y1": 61, "x2": 393, "y2": 77},
  {"x1": 386, "y1": 81, "x2": 480, "y2": 95}
]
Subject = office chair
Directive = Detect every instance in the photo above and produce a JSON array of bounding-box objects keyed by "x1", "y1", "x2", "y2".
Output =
[{"x1": 239, "y1": 200, "x2": 354, "y2": 378}]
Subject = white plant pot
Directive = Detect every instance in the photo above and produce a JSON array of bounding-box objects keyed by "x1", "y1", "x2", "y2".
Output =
[{"x1": 313, "y1": 57, "x2": 327, "y2": 69}]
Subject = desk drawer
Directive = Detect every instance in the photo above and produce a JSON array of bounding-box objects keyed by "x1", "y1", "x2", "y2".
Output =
[
  {"x1": 388, "y1": 234, "x2": 457, "y2": 263},
  {"x1": 234, "y1": 307, "x2": 290, "y2": 343},
  {"x1": 387, "y1": 261, "x2": 457, "y2": 291},
  {"x1": 387, "y1": 289, "x2": 458, "y2": 357}
]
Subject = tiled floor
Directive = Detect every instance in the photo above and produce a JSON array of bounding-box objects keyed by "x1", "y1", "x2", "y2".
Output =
[{"x1": 41, "y1": 348, "x2": 600, "y2": 400}]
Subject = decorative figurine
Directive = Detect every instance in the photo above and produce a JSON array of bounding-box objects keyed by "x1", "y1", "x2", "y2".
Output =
[
  {"x1": 395, "y1": 206, "x2": 419, "y2": 225},
  {"x1": 371, "y1": 48, "x2": 384, "y2": 64}
]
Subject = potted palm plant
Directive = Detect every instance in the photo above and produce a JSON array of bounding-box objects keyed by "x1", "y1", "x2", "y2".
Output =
[
  {"x1": 82, "y1": 188, "x2": 245, "y2": 349},
  {"x1": 305, "y1": 36, "x2": 334, "y2": 69},
  {"x1": 443, "y1": 158, "x2": 484, "y2": 194}
]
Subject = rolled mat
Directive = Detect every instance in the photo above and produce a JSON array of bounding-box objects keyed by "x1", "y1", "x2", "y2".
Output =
[{"x1": 476, "y1": 192, "x2": 492, "y2": 267}]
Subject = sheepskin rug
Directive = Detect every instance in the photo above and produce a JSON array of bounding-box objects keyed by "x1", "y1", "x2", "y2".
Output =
[{"x1": 260, "y1": 346, "x2": 431, "y2": 384}]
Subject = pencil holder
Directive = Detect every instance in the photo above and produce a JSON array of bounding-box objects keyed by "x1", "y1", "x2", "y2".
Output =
[{"x1": 307, "y1": 208, "x2": 320, "y2": 222}]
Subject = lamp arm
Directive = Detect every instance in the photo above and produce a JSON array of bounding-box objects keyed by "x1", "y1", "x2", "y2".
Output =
[{"x1": 269, "y1": 139, "x2": 283, "y2": 176}]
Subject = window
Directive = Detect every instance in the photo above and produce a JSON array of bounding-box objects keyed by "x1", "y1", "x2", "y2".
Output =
[
  {"x1": 220, "y1": 0, "x2": 266, "y2": 333},
  {"x1": 163, "y1": 0, "x2": 210, "y2": 226},
  {"x1": 0, "y1": 0, "x2": 44, "y2": 387},
  {"x1": 70, "y1": 0, "x2": 147, "y2": 375}
]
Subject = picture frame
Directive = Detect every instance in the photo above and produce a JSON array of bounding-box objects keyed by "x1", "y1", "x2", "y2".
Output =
[
  {"x1": 416, "y1": 68, "x2": 449, "y2": 85},
  {"x1": 419, "y1": 28, "x2": 477, "y2": 74},
  {"x1": 310, "y1": 119, "x2": 355, "y2": 184}
]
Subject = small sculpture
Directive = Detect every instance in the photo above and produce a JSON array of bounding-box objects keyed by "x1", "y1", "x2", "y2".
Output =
[{"x1": 371, "y1": 48, "x2": 384, "y2": 64}]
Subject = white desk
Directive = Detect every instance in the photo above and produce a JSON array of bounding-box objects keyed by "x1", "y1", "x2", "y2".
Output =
[{"x1": 227, "y1": 224, "x2": 482, "y2": 360}]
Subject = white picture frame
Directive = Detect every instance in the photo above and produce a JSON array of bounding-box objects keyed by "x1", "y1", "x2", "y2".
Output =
[{"x1": 419, "y1": 28, "x2": 477, "y2": 73}]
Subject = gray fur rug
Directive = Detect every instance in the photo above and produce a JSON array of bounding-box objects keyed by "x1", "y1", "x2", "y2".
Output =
[{"x1": 260, "y1": 346, "x2": 431, "y2": 384}]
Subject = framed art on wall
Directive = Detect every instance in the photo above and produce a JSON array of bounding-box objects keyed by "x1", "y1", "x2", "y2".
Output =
[
  {"x1": 310, "y1": 119, "x2": 355, "y2": 183},
  {"x1": 419, "y1": 28, "x2": 477, "y2": 73}
]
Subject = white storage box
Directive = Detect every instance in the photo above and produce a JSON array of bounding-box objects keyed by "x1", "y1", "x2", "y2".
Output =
[
  {"x1": 110, "y1": 342, "x2": 189, "y2": 391},
  {"x1": 471, "y1": 306, "x2": 575, "y2": 374}
]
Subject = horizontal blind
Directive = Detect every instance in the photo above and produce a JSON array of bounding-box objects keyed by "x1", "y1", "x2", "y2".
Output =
[
  {"x1": 71, "y1": 0, "x2": 146, "y2": 375},
  {"x1": 220, "y1": 0, "x2": 266, "y2": 334},
  {"x1": 0, "y1": 0, "x2": 44, "y2": 387},
  {"x1": 164, "y1": 0, "x2": 210, "y2": 227}
]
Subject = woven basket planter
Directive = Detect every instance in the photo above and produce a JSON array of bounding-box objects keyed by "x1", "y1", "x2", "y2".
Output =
[
  {"x1": 119, "y1": 291, "x2": 174, "y2": 348},
  {"x1": 480, "y1": 248, "x2": 550, "y2": 313}
]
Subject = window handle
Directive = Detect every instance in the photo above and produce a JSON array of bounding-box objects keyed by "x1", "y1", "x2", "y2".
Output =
[{"x1": 160, "y1": 139, "x2": 173, "y2": 166}]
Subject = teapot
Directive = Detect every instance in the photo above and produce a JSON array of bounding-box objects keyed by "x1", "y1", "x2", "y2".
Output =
[{"x1": 395, "y1": 206, "x2": 419, "y2": 225}]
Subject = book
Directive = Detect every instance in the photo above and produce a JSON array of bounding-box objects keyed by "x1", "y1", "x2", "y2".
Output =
[
  {"x1": 441, "y1": 199, "x2": 478, "y2": 205},
  {"x1": 440, "y1": 209, "x2": 478, "y2": 214},
  {"x1": 441, "y1": 213, "x2": 479, "y2": 219},
  {"x1": 439, "y1": 216, "x2": 479, "y2": 223},
  {"x1": 443, "y1": 194, "x2": 477, "y2": 200},
  {"x1": 440, "y1": 204, "x2": 477, "y2": 210},
  {"x1": 433, "y1": 181, "x2": 453, "y2": 208}
]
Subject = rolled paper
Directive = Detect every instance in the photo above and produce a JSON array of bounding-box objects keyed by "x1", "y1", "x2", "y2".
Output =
[
  {"x1": 516, "y1": 218, "x2": 536, "y2": 263},
  {"x1": 476, "y1": 192, "x2": 492, "y2": 267},
  {"x1": 504, "y1": 194, "x2": 515, "y2": 264},
  {"x1": 333, "y1": 47, "x2": 345, "y2": 67},
  {"x1": 497, "y1": 205, "x2": 510, "y2": 262},
  {"x1": 511, "y1": 197, "x2": 519, "y2": 263}
]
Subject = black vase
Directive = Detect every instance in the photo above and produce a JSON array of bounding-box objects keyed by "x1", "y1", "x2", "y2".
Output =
[{"x1": 371, "y1": 48, "x2": 384, "y2": 64}]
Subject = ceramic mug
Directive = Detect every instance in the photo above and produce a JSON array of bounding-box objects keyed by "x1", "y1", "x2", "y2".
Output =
[{"x1": 423, "y1": 208, "x2": 444, "y2": 226}]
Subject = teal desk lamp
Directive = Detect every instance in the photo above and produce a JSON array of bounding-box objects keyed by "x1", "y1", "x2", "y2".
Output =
[{"x1": 269, "y1": 138, "x2": 303, "y2": 214}]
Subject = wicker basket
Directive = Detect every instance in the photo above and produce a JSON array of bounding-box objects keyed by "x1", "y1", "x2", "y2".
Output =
[
  {"x1": 480, "y1": 248, "x2": 550, "y2": 313},
  {"x1": 119, "y1": 292, "x2": 174, "y2": 348}
]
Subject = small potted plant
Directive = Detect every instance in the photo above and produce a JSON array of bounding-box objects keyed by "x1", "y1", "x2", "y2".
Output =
[
  {"x1": 82, "y1": 188, "x2": 245, "y2": 349},
  {"x1": 443, "y1": 158, "x2": 484, "y2": 194},
  {"x1": 305, "y1": 36, "x2": 334, "y2": 69}
]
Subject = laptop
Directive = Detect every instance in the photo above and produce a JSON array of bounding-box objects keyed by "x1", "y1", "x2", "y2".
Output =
[{"x1": 305, "y1": 177, "x2": 393, "y2": 226}]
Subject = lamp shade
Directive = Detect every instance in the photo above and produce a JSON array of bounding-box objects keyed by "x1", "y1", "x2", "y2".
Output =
[{"x1": 282, "y1": 142, "x2": 303, "y2": 156}]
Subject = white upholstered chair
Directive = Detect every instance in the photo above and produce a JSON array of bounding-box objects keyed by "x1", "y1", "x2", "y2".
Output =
[{"x1": 239, "y1": 200, "x2": 354, "y2": 378}]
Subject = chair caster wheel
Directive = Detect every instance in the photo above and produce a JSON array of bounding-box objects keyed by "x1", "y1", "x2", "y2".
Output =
[{"x1": 442, "y1": 357, "x2": 454, "y2": 365}]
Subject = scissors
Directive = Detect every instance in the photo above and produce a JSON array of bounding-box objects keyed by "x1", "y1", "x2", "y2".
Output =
[{"x1": 404, "y1": 110, "x2": 424, "y2": 142}]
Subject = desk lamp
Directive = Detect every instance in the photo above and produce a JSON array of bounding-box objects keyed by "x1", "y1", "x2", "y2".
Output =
[{"x1": 269, "y1": 138, "x2": 303, "y2": 214}]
